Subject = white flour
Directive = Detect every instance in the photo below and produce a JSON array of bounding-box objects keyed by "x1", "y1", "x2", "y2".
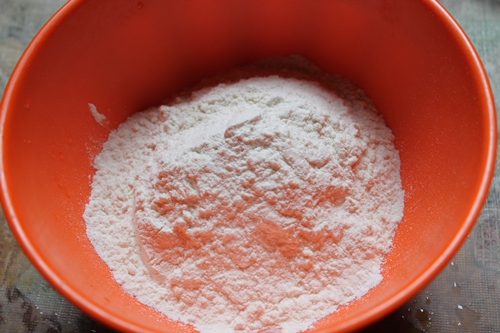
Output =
[{"x1": 84, "y1": 57, "x2": 404, "y2": 333}]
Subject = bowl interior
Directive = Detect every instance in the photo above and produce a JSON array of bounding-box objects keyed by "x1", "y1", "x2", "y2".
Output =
[{"x1": 0, "y1": 0, "x2": 495, "y2": 332}]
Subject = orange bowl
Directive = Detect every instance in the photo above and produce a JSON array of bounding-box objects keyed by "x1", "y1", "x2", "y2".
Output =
[{"x1": 0, "y1": 0, "x2": 496, "y2": 332}]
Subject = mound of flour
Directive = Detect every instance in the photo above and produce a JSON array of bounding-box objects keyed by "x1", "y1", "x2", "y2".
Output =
[{"x1": 84, "y1": 58, "x2": 404, "y2": 333}]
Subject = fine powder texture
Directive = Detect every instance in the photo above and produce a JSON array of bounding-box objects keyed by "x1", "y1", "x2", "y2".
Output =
[{"x1": 84, "y1": 58, "x2": 404, "y2": 333}]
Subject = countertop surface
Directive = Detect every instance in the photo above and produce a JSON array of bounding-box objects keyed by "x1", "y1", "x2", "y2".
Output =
[{"x1": 1, "y1": 0, "x2": 500, "y2": 332}]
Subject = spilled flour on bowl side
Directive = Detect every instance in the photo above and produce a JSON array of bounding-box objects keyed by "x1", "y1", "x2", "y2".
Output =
[{"x1": 84, "y1": 57, "x2": 404, "y2": 333}]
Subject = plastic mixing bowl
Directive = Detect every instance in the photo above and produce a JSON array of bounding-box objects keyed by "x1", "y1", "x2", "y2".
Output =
[{"x1": 0, "y1": 0, "x2": 496, "y2": 332}]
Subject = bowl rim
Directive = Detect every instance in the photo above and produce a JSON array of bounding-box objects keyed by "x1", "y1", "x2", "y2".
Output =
[
  {"x1": 0, "y1": 1, "x2": 154, "y2": 332},
  {"x1": 0, "y1": 0, "x2": 497, "y2": 332}
]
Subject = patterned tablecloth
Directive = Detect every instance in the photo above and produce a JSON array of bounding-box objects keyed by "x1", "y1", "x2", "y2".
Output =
[{"x1": 1, "y1": 0, "x2": 499, "y2": 332}]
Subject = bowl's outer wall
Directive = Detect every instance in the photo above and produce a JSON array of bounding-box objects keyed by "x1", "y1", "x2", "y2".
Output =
[{"x1": 0, "y1": 0, "x2": 496, "y2": 332}]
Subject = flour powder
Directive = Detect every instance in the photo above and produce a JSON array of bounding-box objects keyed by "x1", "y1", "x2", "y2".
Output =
[{"x1": 84, "y1": 57, "x2": 404, "y2": 333}]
